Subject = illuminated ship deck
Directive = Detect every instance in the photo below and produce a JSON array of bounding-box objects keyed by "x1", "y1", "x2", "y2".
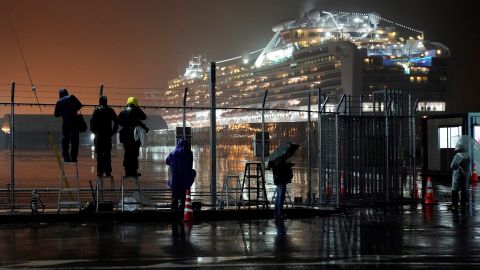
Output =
[{"x1": 146, "y1": 10, "x2": 449, "y2": 127}]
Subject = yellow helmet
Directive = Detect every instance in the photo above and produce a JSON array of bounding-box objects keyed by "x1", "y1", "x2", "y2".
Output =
[{"x1": 127, "y1": 97, "x2": 138, "y2": 107}]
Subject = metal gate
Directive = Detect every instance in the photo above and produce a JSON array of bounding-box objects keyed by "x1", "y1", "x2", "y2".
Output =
[{"x1": 318, "y1": 91, "x2": 416, "y2": 207}]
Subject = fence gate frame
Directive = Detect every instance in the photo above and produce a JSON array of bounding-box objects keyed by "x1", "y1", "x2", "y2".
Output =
[{"x1": 317, "y1": 90, "x2": 416, "y2": 208}]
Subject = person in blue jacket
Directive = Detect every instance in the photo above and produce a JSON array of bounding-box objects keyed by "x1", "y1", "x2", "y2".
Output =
[
  {"x1": 54, "y1": 88, "x2": 82, "y2": 162},
  {"x1": 166, "y1": 138, "x2": 196, "y2": 212}
]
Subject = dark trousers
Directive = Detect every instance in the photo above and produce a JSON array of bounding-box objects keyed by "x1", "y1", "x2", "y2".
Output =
[
  {"x1": 275, "y1": 183, "x2": 287, "y2": 218},
  {"x1": 62, "y1": 126, "x2": 79, "y2": 162},
  {"x1": 95, "y1": 136, "x2": 112, "y2": 176},
  {"x1": 452, "y1": 189, "x2": 468, "y2": 208},
  {"x1": 123, "y1": 140, "x2": 140, "y2": 176},
  {"x1": 171, "y1": 191, "x2": 186, "y2": 212}
]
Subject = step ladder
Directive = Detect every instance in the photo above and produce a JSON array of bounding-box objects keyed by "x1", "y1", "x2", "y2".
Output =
[
  {"x1": 95, "y1": 176, "x2": 116, "y2": 212},
  {"x1": 240, "y1": 162, "x2": 269, "y2": 209},
  {"x1": 57, "y1": 161, "x2": 81, "y2": 212},
  {"x1": 121, "y1": 176, "x2": 150, "y2": 212},
  {"x1": 218, "y1": 174, "x2": 243, "y2": 209}
]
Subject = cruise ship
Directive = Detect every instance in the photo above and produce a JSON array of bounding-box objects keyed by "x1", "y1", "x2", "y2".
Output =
[{"x1": 146, "y1": 10, "x2": 449, "y2": 127}]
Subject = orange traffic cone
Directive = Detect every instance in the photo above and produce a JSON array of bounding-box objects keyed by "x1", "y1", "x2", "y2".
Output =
[
  {"x1": 183, "y1": 220, "x2": 193, "y2": 240},
  {"x1": 325, "y1": 181, "x2": 332, "y2": 196},
  {"x1": 472, "y1": 163, "x2": 478, "y2": 182},
  {"x1": 424, "y1": 202, "x2": 433, "y2": 224},
  {"x1": 183, "y1": 189, "x2": 193, "y2": 221},
  {"x1": 340, "y1": 175, "x2": 345, "y2": 195},
  {"x1": 424, "y1": 177, "x2": 435, "y2": 204}
]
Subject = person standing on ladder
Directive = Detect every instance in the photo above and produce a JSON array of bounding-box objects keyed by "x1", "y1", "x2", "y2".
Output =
[
  {"x1": 54, "y1": 88, "x2": 82, "y2": 162},
  {"x1": 118, "y1": 97, "x2": 148, "y2": 177},
  {"x1": 90, "y1": 95, "x2": 118, "y2": 177}
]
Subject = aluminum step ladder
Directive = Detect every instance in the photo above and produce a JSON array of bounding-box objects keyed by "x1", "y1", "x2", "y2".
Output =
[
  {"x1": 240, "y1": 162, "x2": 269, "y2": 209},
  {"x1": 95, "y1": 176, "x2": 116, "y2": 212},
  {"x1": 120, "y1": 176, "x2": 152, "y2": 212},
  {"x1": 57, "y1": 161, "x2": 81, "y2": 212},
  {"x1": 218, "y1": 174, "x2": 243, "y2": 209}
]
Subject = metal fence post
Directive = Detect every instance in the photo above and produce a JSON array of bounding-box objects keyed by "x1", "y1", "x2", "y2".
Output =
[
  {"x1": 335, "y1": 95, "x2": 345, "y2": 208},
  {"x1": 317, "y1": 88, "x2": 322, "y2": 205},
  {"x1": 385, "y1": 91, "x2": 390, "y2": 202},
  {"x1": 10, "y1": 81, "x2": 15, "y2": 213},
  {"x1": 307, "y1": 92, "x2": 312, "y2": 205},
  {"x1": 409, "y1": 95, "x2": 417, "y2": 201},
  {"x1": 183, "y1": 87, "x2": 188, "y2": 138},
  {"x1": 261, "y1": 90, "x2": 268, "y2": 182},
  {"x1": 210, "y1": 62, "x2": 217, "y2": 207}
]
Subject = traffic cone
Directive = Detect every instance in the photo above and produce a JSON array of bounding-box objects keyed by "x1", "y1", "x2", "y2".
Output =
[
  {"x1": 472, "y1": 163, "x2": 478, "y2": 182},
  {"x1": 340, "y1": 174, "x2": 345, "y2": 195},
  {"x1": 183, "y1": 220, "x2": 193, "y2": 240},
  {"x1": 325, "y1": 181, "x2": 332, "y2": 196},
  {"x1": 183, "y1": 189, "x2": 193, "y2": 221},
  {"x1": 424, "y1": 177, "x2": 435, "y2": 204},
  {"x1": 424, "y1": 203, "x2": 433, "y2": 224}
]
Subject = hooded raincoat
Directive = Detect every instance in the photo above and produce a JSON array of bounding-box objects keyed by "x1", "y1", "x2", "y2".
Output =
[
  {"x1": 451, "y1": 152, "x2": 471, "y2": 190},
  {"x1": 166, "y1": 138, "x2": 196, "y2": 197}
]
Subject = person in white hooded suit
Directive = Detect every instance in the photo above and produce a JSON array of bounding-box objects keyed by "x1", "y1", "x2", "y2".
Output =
[{"x1": 451, "y1": 136, "x2": 472, "y2": 211}]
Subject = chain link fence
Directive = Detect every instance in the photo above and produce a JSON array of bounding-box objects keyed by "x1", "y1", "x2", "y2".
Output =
[{"x1": 0, "y1": 82, "x2": 416, "y2": 212}]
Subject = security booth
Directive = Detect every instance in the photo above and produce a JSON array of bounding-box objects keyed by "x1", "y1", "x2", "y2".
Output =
[
  {"x1": 420, "y1": 112, "x2": 480, "y2": 180},
  {"x1": 176, "y1": 126, "x2": 192, "y2": 145},
  {"x1": 0, "y1": 130, "x2": 6, "y2": 149},
  {"x1": 253, "y1": 132, "x2": 269, "y2": 157}
]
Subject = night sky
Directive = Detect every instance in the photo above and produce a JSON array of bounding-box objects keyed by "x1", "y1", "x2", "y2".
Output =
[{"x1": 0, "y1": 0, "x2": 478, "y2": 112}]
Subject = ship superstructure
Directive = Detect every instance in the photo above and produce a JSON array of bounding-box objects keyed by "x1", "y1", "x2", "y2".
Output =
[{"x1": 147, "y1": 10, "x2": 449, "y2": 127}]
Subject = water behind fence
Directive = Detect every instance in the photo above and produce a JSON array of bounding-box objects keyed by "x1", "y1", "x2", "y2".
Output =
[{"x1": 0, "y1": 83, "x2": 417, "y2": 212}]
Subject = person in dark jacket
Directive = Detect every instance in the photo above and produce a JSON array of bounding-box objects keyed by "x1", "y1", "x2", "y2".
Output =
[
  {"x1": 166, "y1": 138, "x2": 196, "y2": 212},
  {"x1": 268, "y1": 142, "x2": 298, "y2": 220},
  {"x1": 118, "y1": 97, "x2": 148, "y2": 177},
  {"x1": 268, "y1": 159, "x2": 294, "y2": 220},
  {"x1": 54, "y1": 88, "x2": 82, "y2": 162},
  {"x1": 90, "y1": 95, "x2": 119, "y2": 177}
]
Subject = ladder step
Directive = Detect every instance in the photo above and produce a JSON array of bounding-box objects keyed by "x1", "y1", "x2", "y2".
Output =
[
  {"x1": 59, "y1": 188, "x2": 79, "y2": 192},
  {"x1": 59, "y1": 201, "x2": 80, "y2": 206}
]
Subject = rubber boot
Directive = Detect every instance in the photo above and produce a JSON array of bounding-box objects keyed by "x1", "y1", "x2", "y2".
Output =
[
  {"x1": 451, "y1": 190, "x2": 459, "y2": 212},
  {"x1": 460, "y1": 189, "x2": 467, "y2": 209}
]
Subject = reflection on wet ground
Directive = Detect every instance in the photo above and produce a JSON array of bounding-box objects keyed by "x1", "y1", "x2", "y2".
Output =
[{"x1": 1, "y1": 203, "x2": 480, "y2": 269}]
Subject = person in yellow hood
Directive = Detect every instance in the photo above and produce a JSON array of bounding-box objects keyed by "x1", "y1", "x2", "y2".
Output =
[{"x1": 118, "y1": 97, "x2": 148, "y2": 177}]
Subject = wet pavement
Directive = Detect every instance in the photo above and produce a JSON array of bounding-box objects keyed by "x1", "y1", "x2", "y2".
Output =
[{"x1": 1, "y1": 202, "x2": 480, "y2": 269}]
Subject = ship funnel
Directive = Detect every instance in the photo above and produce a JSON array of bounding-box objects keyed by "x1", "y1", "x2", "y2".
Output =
[
  {"x1": 368, "y1": 13, "x2": 381, "y2": 28},
  {"x1": 307, "y1": 9, "x2": 321, "y2": 22}
]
